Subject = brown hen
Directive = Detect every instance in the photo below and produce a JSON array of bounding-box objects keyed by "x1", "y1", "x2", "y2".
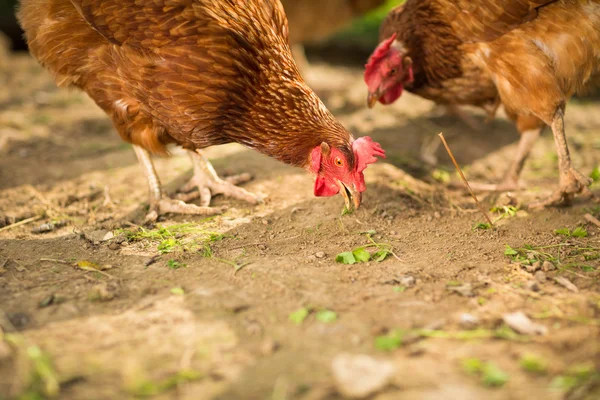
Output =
[
  {"x1": 18, "y1": 0, "x2": 384, "y2": 220},
  {"x1": 365, "y1": 0, "x2": 600, "y2": 207}
]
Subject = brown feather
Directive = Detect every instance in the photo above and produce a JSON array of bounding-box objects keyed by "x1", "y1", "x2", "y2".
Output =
[{"x1": 18, "y1": 0, "x2": 354, "y2": 167}]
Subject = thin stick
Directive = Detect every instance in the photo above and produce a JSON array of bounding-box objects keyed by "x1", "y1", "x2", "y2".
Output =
[
  {"x1": 0, "y1": 215, "x2": 43, "y2": 233},
  {"x1": 438, "y1": 133, "x2": 493, "y2": 227},
  {"x1": 584, "y1": 213, "x2": 600, "y2": 228}
]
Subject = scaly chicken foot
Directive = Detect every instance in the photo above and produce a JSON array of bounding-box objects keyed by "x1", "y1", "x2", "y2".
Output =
[
  {"x1": 133, "y1": 145, "x2": 225, "y2": 222},
  {"x1": 529, "y1": 110, "x2": 594, "y2": 209},
  {"x1": 176, "y1": 150, "x2": 263, "y2": 207},
  {"x1": 468, "y1": 128, "x2": 541, "y2": 193}
]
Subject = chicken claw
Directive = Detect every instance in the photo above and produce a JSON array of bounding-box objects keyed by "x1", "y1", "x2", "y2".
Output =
[
  {"x1": 529, "y1": 168, "x2": 594, "y2": 209},
  {"x1": 176, "y1": 150, "x2": 264, "y2": 207},
  {"x1": 133, "y1": 145, "x2": 226, "y2": 222}
]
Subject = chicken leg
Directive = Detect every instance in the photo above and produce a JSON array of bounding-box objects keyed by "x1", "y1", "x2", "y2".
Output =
[
  {"x1": 529, "y1": 110, "x2": 594, "y2": 208},
  {"x1": 133, "y1": 145, "x2": 226, "y2": 221},
  {"x1": 177, "y1": 150, "x2": 263, "y2": 207},
  {"x1": 468, "y1": 128, "x2": 541, "y2": 192}
]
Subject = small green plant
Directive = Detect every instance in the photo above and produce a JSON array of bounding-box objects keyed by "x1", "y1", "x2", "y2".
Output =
[
  {"x1": 491, "y1": 205, "x2": 519, "y2": 218},
  {"x1": 472, "y1": 222, "x2": 492, "y2": 231},
  {"x1": 554, "y1": 226, "x2": 588, "y2": 238},
  {"x1": 519, "y1": 353, "x2": 548, "y2": 375},
  {"x1": 462, "y1": 358, "x2": 509, "y2": 387},
  {"x1": 116, "y1": 222, "x2": 227, "y2": 255},
  {"x1": 432, "y1": 168, "x2": 451, "y2": 183},
  {"x1": 374, "y1": 331, "x2": 404, "y2": 351},
  {"x1": 170, "y1": 287, "x2": 185, "y2": 295},
  {"x1": 590, "y1": 166, "x2": 600, "y2": 182},
  {"x1": 289, "y1": 308, "x2": 310, "y2": 325},
  {"x1": 129, "y1": 369, "x2": 203, "y2": 397},
  {"x1": 335, "y1": 231, "x2": 396, "y2": 264},
  {"x1": 167, "y1": 259, "x2": 187, "y2": 270},
  {"x1": 315, "y1": 309, "x2": 337, "y2": 323},
  {"x1": 550, "y1": 362, "x2": 600, "y2": 393}
]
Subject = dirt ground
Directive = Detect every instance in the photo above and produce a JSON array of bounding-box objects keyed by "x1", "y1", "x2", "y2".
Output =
[{"x1": 1, "y1": 50, "x2": 600, "y2": 400}]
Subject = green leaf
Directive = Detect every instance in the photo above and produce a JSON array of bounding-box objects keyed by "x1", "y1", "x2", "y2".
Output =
[
  {"x1": 590, "y1": 166, "x2": 600, "y2": 182},
  {"x1": 504, "y1": 245, "x2": 518, "y2": 256},
  {"x1": 167, "y1": 259, "x2": 186, "y2": 270},
  {"x1": 519, "y1": 354, "x2": 547, "y2": 375},
  {"x1": 482, "y1": 362, "x2": 509, "y2": 387},
  {"x1": 374, "y1": 332, "x2": 403, "y2": 351},
  {"x1": 289, "y1": 308, "x2": 310, "y2": 325},
  {"x1": 336, "y1": 252, "x2": 356, "y2": 264},
  {"x1": 374, "y1": 250, "x2": 391, "y2": 262},
  {"x1": 462, "y1": 358, "x2": 484, "y2": 375},
  {"x1": 352, "y1": 247, "x2": 371, "y2": 263},
  {"x1": 158, "y1": 238, "x2": 179, "y2": 254},
  {"x1": 473, "y1": 222, "x2": 491, "y2": 231},
  {"x1": 572, "y1": 226, "x2": 588, "y2": 238},
  {"x1": 554, "y1": 228, "x2": 571, "y2": 237},
  {"x1": 170, "y1": 287, "x2": 185, "y2": 295},
  {"x1": 393, "y1": 286, "x2": 407, "y2": 293},
  {"x1": 315, "y1": 310, "x2": 337, "y2": 323}
]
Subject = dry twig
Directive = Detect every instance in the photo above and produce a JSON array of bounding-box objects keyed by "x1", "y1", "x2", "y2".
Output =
[
  {"x1": 0, "y1": 215, "x2": 43, "y2": 233},
  {"x1": 438, "y1": 132, "x2": 493, "y2": 228},
  {"x1": 584, "y1": 213, "x2": 600, "y2": 228}
]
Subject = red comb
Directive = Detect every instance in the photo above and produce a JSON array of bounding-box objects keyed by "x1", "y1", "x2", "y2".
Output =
[
  {"x1": 353, "y1": 136, "x2": 386, "y2": 173},
  {"x1": 365, "y1": 33, "x2": 397, "y2": 82}
]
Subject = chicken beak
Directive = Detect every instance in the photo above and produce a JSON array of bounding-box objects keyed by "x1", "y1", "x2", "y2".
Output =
[
  {"x1": 338, "y1": 181, "x2": 362, "y2": 213},
  {"x1": 367, "y1": 91, "x2": 380, "y2": 109}
]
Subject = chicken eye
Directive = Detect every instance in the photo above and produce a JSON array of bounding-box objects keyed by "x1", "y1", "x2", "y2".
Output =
[
  {"x1": 334, "y1": 157, "x2": 344, "y2": 167},
  {"x1": 390, "y1": 68, "x2": 397, "y2": 75}
]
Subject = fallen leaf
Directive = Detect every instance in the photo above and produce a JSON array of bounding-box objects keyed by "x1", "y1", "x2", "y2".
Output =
[{"x1": 503, "y1": 311, "x2": 548, "y2": 336}]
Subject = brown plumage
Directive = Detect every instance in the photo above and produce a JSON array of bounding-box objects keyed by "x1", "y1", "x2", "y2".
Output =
[
  {"x1": 366, "y1": 0, "x2": 600, "y2": 206},
  {"x1": 18, "y1": 0, "x2": 384, "y2": 218}
]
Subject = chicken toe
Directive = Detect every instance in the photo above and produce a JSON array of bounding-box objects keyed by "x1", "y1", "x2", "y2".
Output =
[
  {"x1": 529, "y1": 168, "x2": 594, "y2": 209},
  {"x1": 177, "y1": 150, "x2": 264, "y2": 207},
  {"x1": 133, "y1": 145, "x2": 225, "y2": 222},
  {"x1": 529, "y1": 110, "x2": 594, "y2": 209}
]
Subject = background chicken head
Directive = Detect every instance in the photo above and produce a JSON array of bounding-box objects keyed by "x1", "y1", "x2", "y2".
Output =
[{"x1": 365, "y1": 33, "x2": 414, "y2": 108}]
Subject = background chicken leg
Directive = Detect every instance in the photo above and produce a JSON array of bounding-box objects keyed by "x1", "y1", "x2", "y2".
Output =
[
  {"x1": 468, "y1": 128, "x2": 541, "y2": 192},
  {"x1": 530, "y1": 110, "x2": 594, "y2": 208}
]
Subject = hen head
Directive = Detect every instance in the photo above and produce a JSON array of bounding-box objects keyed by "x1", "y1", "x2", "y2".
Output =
[
  {"x1": 310, "y1": 137, "x2": 385, "y2": 213},
  {"x1": 365, "y1": 33, "x2": 414, "y2": 108}
]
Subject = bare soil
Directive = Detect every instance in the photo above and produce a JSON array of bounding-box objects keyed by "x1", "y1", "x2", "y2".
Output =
[{"x1": 1, "y1": 53, "x2": 600, "y2": 400}]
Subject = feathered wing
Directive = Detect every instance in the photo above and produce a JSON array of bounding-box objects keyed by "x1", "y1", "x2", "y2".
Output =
[
  {"x1": 440, "y1": 0, "x2": 557, "y2": 43},
  {"x1": 68, "y1": 0, "x2": 291, "y2": 149}
]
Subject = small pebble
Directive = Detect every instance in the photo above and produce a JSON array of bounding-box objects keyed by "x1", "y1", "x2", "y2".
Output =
[
  {"x1": 332, "y1": 353, "x2": 395, "y2": 399},
  {"x1": 315, "y1": 251, "x2": 326, "y2": 259},
  {"x1": 542, "y1": 261, "x2": 556, "y2": 272},
  {"x1": 108, "y1": 242, "x2": 120, "y2": 251},
  {"x1": 459, "y1": 313, "x2": 479, "y2": 329},
  {"x1": 525, "y1": 261, "x2": 541, "y2": 273},
  {"x1": 503, "y1": 311, "x2": 548, "y2": 335},
  {"x1": 525, "y1": 280, "x2": 540, "y2": 292},
  {"x1": 259, "y1": 338, "x2": 280, "y2": 356},
  {"x1": 534, "y1": 271, "x2": 547, "y2": 283},
  {"x1": 400, "y1": 275, "x2": 416, "y2": 287}
]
